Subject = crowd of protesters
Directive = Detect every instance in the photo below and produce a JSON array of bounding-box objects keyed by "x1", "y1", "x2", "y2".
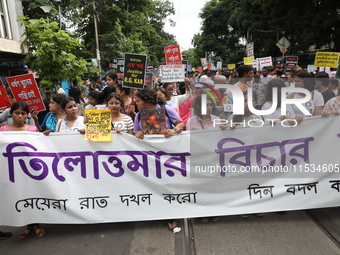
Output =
[{"x1": 0, "y1": 65, "x2": 339, "y2": 238}]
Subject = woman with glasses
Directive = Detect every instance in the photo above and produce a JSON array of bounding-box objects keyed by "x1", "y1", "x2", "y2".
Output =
[
  {"x1": 290, "y1": 71, "x2": 324, "y2": 116},
  {"x1": 106, "y1": 93, "x2": 134, "y2": 134}
]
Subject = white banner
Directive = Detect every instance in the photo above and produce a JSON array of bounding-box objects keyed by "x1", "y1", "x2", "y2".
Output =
[
  {"x1": 259, "y1": 56, "x2": 273, "y2": 69},
  {"x1": 246, "y1": 43, "x2": 254, "y2": 57},
  {"x1": 1, "y1": 116, "x2": 340, "y2": 226},
  {"x1": 159, "y1": 64, "x2": 185, "y2": 83}
]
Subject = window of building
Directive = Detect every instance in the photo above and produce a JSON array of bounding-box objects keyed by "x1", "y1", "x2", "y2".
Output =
[{"x1": 0, "y1": 0, "x2": 12, "y2": 39}]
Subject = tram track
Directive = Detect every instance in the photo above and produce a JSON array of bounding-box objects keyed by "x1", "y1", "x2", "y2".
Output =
[{"x1": 305, "y1": 208, "x2": 340, "y2": 248}]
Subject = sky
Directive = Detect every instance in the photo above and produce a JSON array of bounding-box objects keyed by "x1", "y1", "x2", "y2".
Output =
[{"x1": 163, "y1": 0, "x2": 208, "y2": 51}]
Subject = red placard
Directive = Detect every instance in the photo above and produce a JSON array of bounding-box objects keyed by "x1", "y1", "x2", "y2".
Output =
[
  {"x1": 6, "y1": 74, "x2": 46, "y2": 112},
  {"x1": 164, "y1": 45, "x2": 182, "y2": 65},
  {"x1": 0, "y1": 79, "x2": 11, "y2": 112}
]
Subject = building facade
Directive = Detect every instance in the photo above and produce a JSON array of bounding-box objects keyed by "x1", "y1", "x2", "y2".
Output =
[{"x1": 0, "y1": 0, "x2": 27, "y2": 82}]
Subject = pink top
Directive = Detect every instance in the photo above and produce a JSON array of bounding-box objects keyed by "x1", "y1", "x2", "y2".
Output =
[{"x1": 0, "y1": 125, "x2": 37, "y2": 132}]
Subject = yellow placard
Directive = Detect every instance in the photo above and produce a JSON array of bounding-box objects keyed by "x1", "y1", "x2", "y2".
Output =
[
  {"x1": 85, "y1": 110, "x2": 112, "y2": 142},
  {"x1": 243, "y1": 57, "x2": 254, "y2": 65},
  {"x1": 227, "y1": 64, "x2": 236, "y2": 69},
  {"x1": 314, "y1": 52, "x2": 340, "y2": 68}
]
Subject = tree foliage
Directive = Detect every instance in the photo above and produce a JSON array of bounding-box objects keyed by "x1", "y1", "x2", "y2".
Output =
[
  {"x1": 192, "y1": 0, "x2": 340, "y2": 66},
  {"x1": 20, "y1": 0, "x2": 177, "y2": 71},
  {"x1": 19, "y1": 16, "x2": 88, "y2": 91}
]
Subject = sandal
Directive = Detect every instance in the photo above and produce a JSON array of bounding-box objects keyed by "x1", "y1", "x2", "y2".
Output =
[
  {"x1": 19, "y1": 226, "x2": 32, "y2": 239},
  {"x1": 167, "y1": 220, "x2": 177, "y2": 231},
  {"x1": 33, "y1": 226, "x2": 46, "y2": 238},
  {"x1": 212, "y1": 217, "x2": 220, "y2": 222}
]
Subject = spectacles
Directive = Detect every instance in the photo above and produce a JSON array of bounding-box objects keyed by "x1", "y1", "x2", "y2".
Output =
[
  {"x1": 294, "y1": 80, "x2": 303, "y2": 84},
  {"x1": 167, "y1": 89, "x2": 174, "y2": 91},
  {"x1": 108, "y1": 102, "x2": 120, "y2": 105}
]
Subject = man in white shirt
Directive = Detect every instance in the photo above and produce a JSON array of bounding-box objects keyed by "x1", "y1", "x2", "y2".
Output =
[{"x1": 260, "y1": 68, "x2": 273, "y2": 85}]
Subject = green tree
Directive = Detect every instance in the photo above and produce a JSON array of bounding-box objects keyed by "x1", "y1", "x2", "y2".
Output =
[
  {"x1": 194, "y1": 0, "x2": 340, "y2": 66},
  {"x1": 21, "y1": 0, "x2": 177, "y2": 70},
  {"x1": 19, "y1": 16, "x2": 89, "y2": 91}
]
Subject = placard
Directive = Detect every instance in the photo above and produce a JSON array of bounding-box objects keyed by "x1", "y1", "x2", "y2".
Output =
[
  {"x1": 246, "y1": 43, "x2": 254, "y2": 57},
  {"x1": 285, "y1": 56, "x2": 298, "y2": 72},
  {"x1": 85, "y1": 110, "x2": 112, "y2": 141},
  {"x1": 144, "y1": 72, "x2": 153, "y2": 88},
  {"x1": 164, "y1": 45, "x2": 182, "y2": 65},
  {"x1": 6, "y1": 73, "x2": 46, "y2": 112},
  {"x1": 123, "y1": 53, "x2": 147, "y2": 89},
  {"x1": 159, "y1": 64, "x2": 185, "y2": 83},
  {"x1": 244, "y1": 57, "x2": 254, "y2": 65},
  {"x1": 0, "y1": 80, "x2": 11, "y2": 112},
  {"x1": 227, "y1": 64, "x2": 236, "y2": 70},
  {"x1": 258, "y1": 56, "x2": 272, "y2": 69},
  {"x1": 314, "y1": 52, "x2": 340, "y2": 68}
]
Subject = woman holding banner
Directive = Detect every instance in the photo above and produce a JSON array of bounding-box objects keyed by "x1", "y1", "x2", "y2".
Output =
[
  {"x1": 133, "y1": 87, "x2": 183, "y2": 232},
  {"x1": 134, "y1": 87, "x2": 183, "y2": 139},
  {"x1": 54, "y1": 97, "x2": 86, "y2": 133},
  {"x1": 0, "y1": 102, "x2": 46, "y2": 239}
]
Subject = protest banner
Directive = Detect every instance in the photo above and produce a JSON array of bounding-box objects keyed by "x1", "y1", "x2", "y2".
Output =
[
  {"x1": 164, "y1": 45, "x2": 182, "y2": 65},
  {"x1": 123, "y1": 53, "x2": 147, "y2": 89},
  {"x1": 144, "y1": 72, "x2": 153, "y2": 88},
  {"x1": 314, "y1": 52, "x2": 340, "y2": 68},
  {"x1": 200, "y1": 58, "x2": 208, "y2": 68},
  {"x1": 252, "y1": 59, "x2": 259, "y2": 70},
  {"x1": 1, "y1": 116, "x2": 340, "y2": 226},
  {"x1": 258, "y1": 57, "x2": 272, "y2": 69},
  {"x1": 244, "y1": 57, "x2": 254, "y2": 66},
  {"x1": 85, "y1": 110, "x2": 112, "y2": 141},
  {"x1": 274, "y1": 58, "x2": 283, "y2": 68},
  {"x1": 246, "y1": 43, "x2": 254, "y2": 57},
  {"x1": 285, "y1": 56, "x2": 299, "y2": 72},
  {"x1": 116, "y1": 58, "x2": 124, "y2": 79},
  {"x1": 217, "y1": 62, "x2": 222, "y2": 69},
  {"x1": 0, "y1": 79, "x2": 11, "y2": 112},
  {"x1": 6, "y1": 74, "x2": 46, "y2": 112},
  {"x1": 227, "y1": 64, "x2": 236, "y2": 70},
  {"x1": 159, "y1": 64, "x2": 185, "y2": 83},
  {"x1": 307, "y1": 65, "x2": 317, "y2": 73}
]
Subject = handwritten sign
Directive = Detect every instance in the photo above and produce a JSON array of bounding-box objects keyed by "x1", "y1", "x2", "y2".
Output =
[
  {"x1": 123, "y1": 53, "x2": 147, "y2": 89},
  {"x1": 164, "y1": 45, "x2": 182, "y2": 65},
  {"x1": 0, "y1": 80, "x2": 11, "y2": 112},
  {"x1": 159, "y1": 64, "x2": 185, "y2": 83},
  {"x1": 85, "y1": 110, "x2": 112, "y2": 141},
  {"x1": 314, "y1": 52, "x2": 340, "y2": 68},
  {"x1": 6, "y1": 74, "x2": 46, "y2": 112}
]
